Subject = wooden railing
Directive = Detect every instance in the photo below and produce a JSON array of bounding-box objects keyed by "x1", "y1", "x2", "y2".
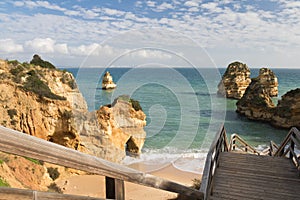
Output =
[
  {"x1": 274, "y1": 127, "x2": 300, "y2": 169},
  {"x1": 0, "y1": 126, "x2": 204, "y2": 200},
  {"x1": 268, "y1": 140, "x2": 279, "y2": 156},
  {"x1": 199, "y1": 125, "x2": 228, "y2": 200},
  {"x1": 0, "y1": 187, "x2": 104, "y2": 200},
  {"x1": 229, "y1": 134, "x2": 260, "y2": 155}
]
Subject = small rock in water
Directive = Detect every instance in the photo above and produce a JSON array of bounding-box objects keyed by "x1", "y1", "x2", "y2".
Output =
[{"x1": 102, "y1": 71, "x2": 116, "y2": 90}]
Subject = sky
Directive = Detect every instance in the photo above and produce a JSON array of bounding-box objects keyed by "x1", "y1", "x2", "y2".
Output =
[{"x1": 0, "y1": 0, "x2": 300, "y2": 68}]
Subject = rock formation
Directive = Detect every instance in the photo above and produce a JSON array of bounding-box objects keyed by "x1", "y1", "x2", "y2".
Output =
[
  {"x1": 256, "y1": 68, "x2": 278, "y2": 97},
  {"x1": 218, "y1": 61, "x2": 251, "y2": 99},
  {"x1": 236, "y1": 79, "x2": 275, "y2": 121},
  {"x1": 0, "y1": 56, "x2": 147, "y2": 193},
  {"x1": 78, "y1": 96, "x2": 146, "y2": 162},
  {"x1": 271, "y1": 89, "x2": 300, "y2": 129},
  {"x1": 236, "y1": 81, "x2": 300, "y2": 129},
  {"x1": 102, "y1": 71, "x2": 116, "y2": 90},
  {"x1": 97, "y1": 96, "x2": 146, "y2": 156},
  {"x1": 0, "y1": 58, "x2": 87, "y2": 150},
  {"x1": 0, "y1": 57, "x2": 147, "y2": 162}
]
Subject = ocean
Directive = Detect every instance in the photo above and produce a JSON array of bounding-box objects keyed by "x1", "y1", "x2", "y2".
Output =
[{"x1": 65, "y1": 67, "x2": 300, "y2": 174}]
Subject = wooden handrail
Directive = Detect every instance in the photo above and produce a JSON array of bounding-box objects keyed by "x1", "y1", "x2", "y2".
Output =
[
  {"x1": 0, "y1": 187, "x2": 104, "y2": 200},
  {"x1": 269, "y1": 140, "x2": 279, "y2": 156},
  {"x1": 0, "y1": 126, "x2": 203, "y2": 200},
  {"x1": 199, "y1": 124, "x2": 228, "y2": 200},
  {"x1": 229, "y1": 134, "x2": 260, "y2": 155},
  {"x1": 274, "y1": 127, "x2": 300, "y2": 169}
]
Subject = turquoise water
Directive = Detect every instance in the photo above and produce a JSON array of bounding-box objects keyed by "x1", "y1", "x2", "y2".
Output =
[{"x1": 66, "y1": 67, "x2": 300, "y2": 173}]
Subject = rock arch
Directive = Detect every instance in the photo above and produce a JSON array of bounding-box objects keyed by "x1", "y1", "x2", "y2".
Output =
[{"x1": 125, "y1": 136, "x2": 139, "y2": 156}]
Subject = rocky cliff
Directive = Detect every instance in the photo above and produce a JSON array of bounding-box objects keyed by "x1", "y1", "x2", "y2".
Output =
[
  {"x1": 272, "y1": 89, "x2": 300, "y2": 129},
  {"x1": 0, "y1": 56, "x2": 147, "y2": 192},
  {"x1": 0, "y1": 57, "x2": 146, "y2": 162},
  {"x1": 236, "y1": 81, "x2": 300, "y2": 129},
  {"x1": 236, "y1": 79, "x2": 275, "y2": 121},
  {"x1": 256, "y1": 68, "x2": 278, "y2": 97},
  {"x1": 0, "y1": 58, "x2": 87, "y2": 150},
  {"x1": 217, "y1": 61, "x2": 251, "y2": 99}
]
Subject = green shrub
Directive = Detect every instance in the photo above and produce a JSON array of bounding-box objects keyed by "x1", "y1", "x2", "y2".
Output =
[
  {"x1": 22, "y1": 62, "x2": 31, "y2": 68},
  {"x1": 0, "y1": 159, "x2": 3, "y2": 164},
  {"x1": 130, "y1": 98, "x2": 142, "y2": 111},
  {"x1": 0, "y1": 178, "x2": 10, "y2": 187},
  {"x1": 23, "y1": 73, "x2": 66, "y2": 100},
  {"x1": 114, "y1": 95, "x2": 143, "y2": 111},
  {"x1": 60, "y1": 74, "x2": 77, "y2": 89},
  {"x1": 10, "y1": 65, "x2": 24, "y2": 76},
  {"x1": 7, "y1": 60, "x2": 20, "y2": 66},
  {"x1": 24, "y1": 157, "x2": 41, "y2": 165},
  {"x1": 30, "y1": 54, "x2": 56, "y2": 69}
]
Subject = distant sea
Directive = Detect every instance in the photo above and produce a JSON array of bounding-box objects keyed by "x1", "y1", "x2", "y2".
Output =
[{"x1": 64, "y1": 67, "x2": 300, "y2": 174}]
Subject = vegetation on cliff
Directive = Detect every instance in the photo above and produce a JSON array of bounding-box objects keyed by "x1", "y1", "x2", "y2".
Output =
[
  {"x1": 7, "y1": 56, "x2": 66, "y2": 100},
  {"x1": 30, "y1": 54, "x2": 56, "y2": 69}
]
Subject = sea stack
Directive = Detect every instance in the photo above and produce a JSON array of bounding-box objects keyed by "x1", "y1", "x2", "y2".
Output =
[
  {"x1": 271, "y1": 89, "x2": 300, "y2": 129},
  {"x1": 256, "y1": 68, "x2": 278, "y2": 97},
  {"x1": 217, "y1": 61, "x2": 251, "y2": 99},
  {"x1": 236, "y1": 79, "x2": 275, "y2": 121},
  {"x1": 102, "y1": 71, "x2": 116, "y2": 90}
]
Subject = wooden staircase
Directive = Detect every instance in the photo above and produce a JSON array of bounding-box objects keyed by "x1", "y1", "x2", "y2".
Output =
[
  {"x1": 200, "y1": 126, "x2": 300, "y2": 200},
  {"x1": 210, "y1": 152, "x2": 300, "y2": 200}
]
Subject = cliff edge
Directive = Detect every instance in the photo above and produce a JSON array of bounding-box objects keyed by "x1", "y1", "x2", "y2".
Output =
[{"x1": 0, "y1": 56, "x2": 146, "y2": 161}]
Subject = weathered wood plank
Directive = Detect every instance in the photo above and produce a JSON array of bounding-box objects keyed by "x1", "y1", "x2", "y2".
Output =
[
  {"x1": 0, "y1": 126, "x2": 203, "y2": 199},
  {"x1": 209, "y1": 151, "x2": 300, "y2": 200},
  {"x1": 0, "y1": 187, "x2": 104, "y2": 200},
  {"x1": 199, "y1": 124, "x2": 227, "y2": 199},
  {"x1": 105, "y1": 177, "x2": 124, "y2": 200}
]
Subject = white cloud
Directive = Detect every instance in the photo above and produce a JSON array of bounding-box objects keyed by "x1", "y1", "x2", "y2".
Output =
[
  {"x1": 70, "y1": 43, "x2": 100, "y2": 56},
  {"x1": 13, "y1": 1, "x2": 24, "y2": 7},
  {"x1": 201, "y1": 2, "x2": 220, "y2": 12},
  {"x1": 134, "y1": 49, "x2": 172, "y2": 59},
  {"x1": 14, "y1": 0, "x2": 66, "y2": 12},
  {"x1": 35, "y1": 1, "x2": 66, "y2": 11},
  {"x1": 184, "y1": 1, "x2": 199, "y2": 7},
  {"x1": 0, "y1": 39, "x2": 24, "y2": 53},
  {"x1": 103, "y1": 8, "x2": 125, "y2": 16},
  {"x1": 188, "y1": 7, "x2": 199, "y2": 12},
  {"x1": 146, "y1": 1, "x2": 156, "y2": 7},
  {"x1": 135, "y1": 1, "x2": 143, "y2": 8},
  {"x1": 153, "y1": 2, "x2": 174, "y2": 12},
  {"x1": 25, "y1": 38, "x2": 69, "y2": 54}
]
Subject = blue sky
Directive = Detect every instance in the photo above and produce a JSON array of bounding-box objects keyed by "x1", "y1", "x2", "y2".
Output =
[{"x1": 0, "y1": 0, "x2": 300, "y2": 68}]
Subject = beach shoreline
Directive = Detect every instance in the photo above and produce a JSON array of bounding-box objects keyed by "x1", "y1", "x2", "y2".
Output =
[{"x1": 56, "y1": 162, "x2": 202, "y2": 200}]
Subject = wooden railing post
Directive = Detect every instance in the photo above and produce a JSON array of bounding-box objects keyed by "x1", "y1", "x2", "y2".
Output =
[
  {"x1": 232, "y1": 136, "x2": 236, "y2": 151},
  {"x1": 105, "y1": 177, "x2": 125, "y2": 200},
  {"x1": 290, "y1": 133, "x2": 295, "y2": 160}
]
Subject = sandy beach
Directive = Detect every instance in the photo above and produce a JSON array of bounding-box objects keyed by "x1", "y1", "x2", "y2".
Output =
[{"x1": 56, "y1": 163, "x2": 202, "y2": 200}]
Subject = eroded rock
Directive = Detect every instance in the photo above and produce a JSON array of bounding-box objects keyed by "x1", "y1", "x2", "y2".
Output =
[
  {"x1": 102, "y1": 71, "x2": 116, "y2": 90},
  {"x1": 218, "y1": 61, "x2": 251, "y2": 99}
]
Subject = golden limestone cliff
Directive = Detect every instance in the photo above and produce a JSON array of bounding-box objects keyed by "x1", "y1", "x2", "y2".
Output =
[
  {"x1": 0, "y1": 56, "x2": 146, "y2": 161},
  {"x1": 256, "y1": 68, "x2": 278, "y2": 97},
  {"x1": 0, "y1": 56, "x2": 147, "y2": 191},
  {"x1": 217, "y1": 61, "x2": 251, "y2": 99},
  {"x1": 218, "y1": 62, "x2": 278, "y2": 99},
  {"x1": 236, "y1": 81, "x2": 300, "y2": 129}
]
